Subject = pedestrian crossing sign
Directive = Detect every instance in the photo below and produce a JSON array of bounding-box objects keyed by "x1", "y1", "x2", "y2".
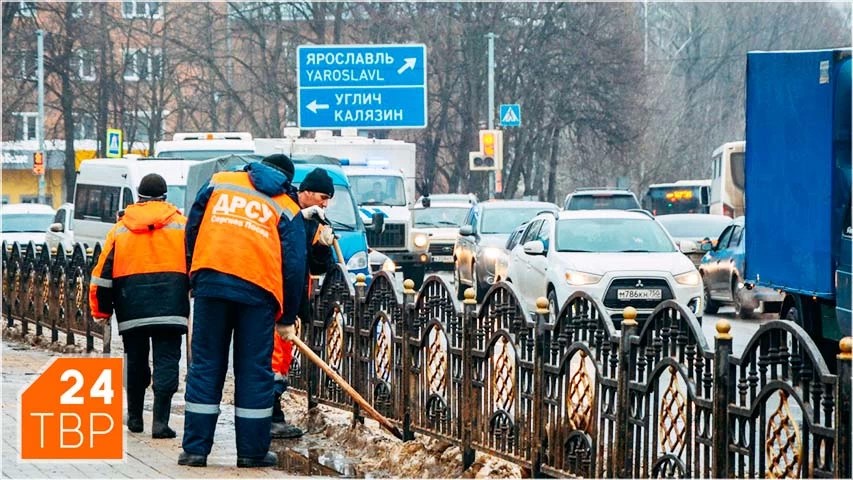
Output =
[
  {"x1": 499, "y1": 104, "x2": 521, "y2": 127},
  {"x1": 106, "y1": 129, "x2": 122, "y2": 158}
]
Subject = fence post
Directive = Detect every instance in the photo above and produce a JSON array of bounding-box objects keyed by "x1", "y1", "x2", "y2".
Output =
[
  {"x1": 532, "y1": 296, "x2": 549, "y2": 478},
  {"x1": 461, "y1": 287, "x2": 477, "y2": 470},
  {"x1": 713, "y1": 319, "x2": 733, "y2": 478},
  {"x1": 401, "y1": 279, "x2": 417, "y2": 441},
  {"x1": 615, "y1": 306, "x2": 638, "y2": 478},
  {"x1": 352, "y1": 273, "x2": 367, "y2": 426},
  {"x1": 307, "y1": 275, "x2": 321, "y2": 410},
  {"x1": 836, "y1": 337, "x2": 852, "y2": 478}
]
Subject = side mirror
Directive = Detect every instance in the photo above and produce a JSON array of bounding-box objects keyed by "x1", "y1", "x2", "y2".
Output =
[
  {"x1": 459, "y1": 225, "x2": 475, "y2": 236},
  {"x1": 700, "y1": 241, "x2": 713, "y2": 252},
  {"x1": 522, "y1": 240, "x2": 546, "y2": 255},
  {"x1": 49, "y1": 222, "x2": 64, "y2": 233},
  {"x1": 370, "y1": 212, "x2": 385, "y2": 233},
  {"x1": 679, "y1": 240, "x2": 698, "y2": 254}
]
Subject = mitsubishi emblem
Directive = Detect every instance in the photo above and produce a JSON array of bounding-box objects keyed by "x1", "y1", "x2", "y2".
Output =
[{"x1": 635, "y1": 280, "x2": 644, "y2": 288}]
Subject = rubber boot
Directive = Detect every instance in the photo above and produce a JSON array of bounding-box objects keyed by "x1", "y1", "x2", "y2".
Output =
[
  {"x1": 270, "y1": 392, "x2": 304, "y2": 439},
  {"x1": 126, "y1": 387, "x2": 144, "y2": 433},
  {"x1": 152, "y1": 394, "x2": 176, "y2": 439}
]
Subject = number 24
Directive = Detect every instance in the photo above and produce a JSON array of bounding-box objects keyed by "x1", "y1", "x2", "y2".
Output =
[{"x1": 59, "y1": 369, "x2": 114, "y2": 405}]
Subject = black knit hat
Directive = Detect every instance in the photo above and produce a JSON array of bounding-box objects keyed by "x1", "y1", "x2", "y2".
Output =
[
  {"x1": 298, "y1": 168, "x2": 335, "y2": 197},
  {"x1": 262, "y1": 154, "x2": 295, "y2": 180},
  {"x1": 138, "y1": 173, "x2": 167, "y2": 199}
]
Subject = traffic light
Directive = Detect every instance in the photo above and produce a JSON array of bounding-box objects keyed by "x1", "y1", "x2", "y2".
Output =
[
  {"x1": 469, "y1": 130, "x2": 503, "y2": 172},
  {"x1": 32, "y1": 151, "x2": 45, "y2": 175}
]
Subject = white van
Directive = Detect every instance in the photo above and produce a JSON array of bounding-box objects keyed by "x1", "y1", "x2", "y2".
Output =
[
  {"x1": 50, "y1": 157, "x2": 199, "y2": 248},
  {"x1": 154, "y1": 132, "x2": 254, "y2": 160}
]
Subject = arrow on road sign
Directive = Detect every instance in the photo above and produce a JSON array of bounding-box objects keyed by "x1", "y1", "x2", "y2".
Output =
[
  {"x1": 397, "y1": 58, "x2": 417, "y2": 75},
  {"x1": 307, "y1": 100, "x2": 330, "y2": 114}
]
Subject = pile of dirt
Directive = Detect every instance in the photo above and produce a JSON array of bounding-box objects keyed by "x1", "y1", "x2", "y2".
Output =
[{"x1": 281, "y1": 390, "x2": 525, "y2": 478}]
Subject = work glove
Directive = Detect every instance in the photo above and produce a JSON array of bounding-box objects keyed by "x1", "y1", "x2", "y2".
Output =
[
  {"x1": 276, "y1": 323, "x2": 297, "y2": 341},
  {"x1": 317, "y1": 225, "x2": 335, "y2": 246},
  {"x1": 301, "y1": 205, "x2": 327, "y2": 223}
]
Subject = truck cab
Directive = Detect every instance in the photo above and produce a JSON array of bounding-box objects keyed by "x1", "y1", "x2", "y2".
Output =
[{"x1": 155, "y1": 132, "x2": 255, "y2": 160}]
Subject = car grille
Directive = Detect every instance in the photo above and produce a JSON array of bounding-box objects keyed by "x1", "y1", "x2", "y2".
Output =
[
  {"x1": 367, "y1": 223, "x2": 406, "y2": 249},
  {"x1": 603, "y1": 278, "x2": 673, "y2": 310},
  {"x1": 428, "y1": 243, "x2": 454, "y2": 256}
]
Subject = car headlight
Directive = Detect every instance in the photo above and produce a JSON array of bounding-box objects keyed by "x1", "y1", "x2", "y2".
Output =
[
  {"x1": 674, "y1": 270, "x2": 701, "y2": 286},
  {"x1": 482, "y1": 247, "x2": 502, "y2": 260},
  {"x1": 564, "y1": 270, "x2": 602, "y2": 286},
  {"x1": 346, "y1": 251, "x2": 368, "y2": 270},
  {"x1": 412, "y1": 233, "x2": 429, "y2": 249},
  {"x1": 381, "y1": 258, "x2": 397, "y2": 272}
]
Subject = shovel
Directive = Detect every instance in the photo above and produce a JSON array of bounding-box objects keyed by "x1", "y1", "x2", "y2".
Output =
[{"x1": 289, "y1": 334, "x2": 403, "y2": 439}]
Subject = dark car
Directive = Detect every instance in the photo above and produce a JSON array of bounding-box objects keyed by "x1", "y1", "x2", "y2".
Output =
[
  {"x1": 454, "y1": 200, "x2": 559, "y2": 301},
  {"x1": 699, "y1": 216, "x2": 783, "y2": 318},
  {"x1": 563, "y1": 188, "x2": 641, "y2": 210}
]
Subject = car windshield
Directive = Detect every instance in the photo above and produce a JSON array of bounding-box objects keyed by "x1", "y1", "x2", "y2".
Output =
[
  {"x1": 157, "y1": 150, "x2": 253, "y2": 160},
  {"x1": 293, "y1": 183, "x2": 360, "y2": 231},
  {"x1": 567, "y1": 194, "x2": 639, "y2": 210},
  {"x1": 350, "y1": 175, "x2": 406, "y2": 206},
  {"x1": 555, "y1": 218, "x2": 676, "y2": 253},
  {"x1": 656, "y1": 216, "x2": 732, "y2": 239},
  {"x1": 481, "y1": 208, "x2": 551, "y2": 234},
  {"x1": 2, "y1": 213, "x2": 54, "y2": 233},
  {"x1": 412, "y1": 207, "x2": 469, "y2": 227}
]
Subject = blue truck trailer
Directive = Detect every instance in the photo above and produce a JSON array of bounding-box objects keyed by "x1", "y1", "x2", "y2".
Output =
[{"x1": 745, "y1": 48, "x2": 851, "y2": 363}]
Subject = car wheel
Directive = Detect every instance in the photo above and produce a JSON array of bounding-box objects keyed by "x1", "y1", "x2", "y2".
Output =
[
  {"x1": 785, "y1": 305, "x2": 801, "y2": 325},
  {"x1": 454, "y1": 267, "x2": 465, "y2": 301},
  {"x1": 733, "y1": 281, "x2": 754, "y2": 319},
  {"x1": 547, "y1": 289, "x2": 559, "y2": 323},
  {"x1": 703, "y1": 277, "x2": 720, "y2": 314}
]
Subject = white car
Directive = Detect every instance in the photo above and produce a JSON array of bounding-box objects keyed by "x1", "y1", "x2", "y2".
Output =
[
  {"x1": 506, "y1": 210, "x2": 703, "y2": 324},
  {"x1": 1, "y1": 203, "x2": 56, "y2": 247}
]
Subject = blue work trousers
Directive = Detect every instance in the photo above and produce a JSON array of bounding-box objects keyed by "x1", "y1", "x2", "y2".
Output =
[{"x1": 181, "y1": 297, "x2": 275, "y2": 459}]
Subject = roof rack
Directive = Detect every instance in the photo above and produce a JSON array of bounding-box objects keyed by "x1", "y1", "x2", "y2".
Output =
[{"x1": 573, "y1": 187, "x2": 631, "y2": 192}]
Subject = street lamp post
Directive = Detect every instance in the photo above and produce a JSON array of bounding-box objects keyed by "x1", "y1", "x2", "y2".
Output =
[{"x1": 37, "y1": 29, "x2": 46, "y2": 204}]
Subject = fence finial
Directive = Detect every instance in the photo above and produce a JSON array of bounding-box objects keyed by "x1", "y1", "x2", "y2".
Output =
[
  {"x1": 715, "y1": 319, "x2": 732, "y2": 340},
  {"x1": 622, "y1": 306, "x2": 638, "y2": 326},
  {"x1": 463, "y1": 287, "x2": 477, "y2": 305},
  {"x1": 403, "y1": 279, "x2": 416, "y2": 294},
  {"x1": 355, "y1": 273, "x2": 366, "y2": 287},
  {"x1": 536, "y1": 296, "x2": 549, "y2": 314},
  {"x1": 840, "y1": 337, "x2": 852, "y2": 360}
]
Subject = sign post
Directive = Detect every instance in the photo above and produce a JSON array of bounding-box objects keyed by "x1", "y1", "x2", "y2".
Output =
[
  {"x1": 106, "y1": 129, "x2": 122, "y2": 158},
  {"x1": 297, "y1": 44, "x2": 427, "y2": 129}
]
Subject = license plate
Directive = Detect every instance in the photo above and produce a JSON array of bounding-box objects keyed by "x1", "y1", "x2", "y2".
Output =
[
  {"x1": 432, "y1": 255, "x2": 453, "y2": 263},
  {"x1": 617, "y1": 288, "x2": 662, "y2": 301}
]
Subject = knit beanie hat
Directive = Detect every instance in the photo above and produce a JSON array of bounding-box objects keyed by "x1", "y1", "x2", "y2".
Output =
[
  {"x1": 262, "y1": 154, "x2": 295, "y2": 180},
  {"x1": 298, "y1": 168, "x2": 335, "y2": 197},
  {"x1": 138, "y1": 173, "x2": 167, "y2": 199}
]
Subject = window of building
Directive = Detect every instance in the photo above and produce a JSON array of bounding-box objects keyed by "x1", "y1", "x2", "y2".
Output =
[
  {"x1": 16, "y1": 1, "x2": 37, "y2": 17},
  {"x1": 122, "y1": 110, "x2": 167, "y2": 143},
  {"x1": 73, "y1": 113, "x2": 97, "y2": 140},
  {"x1": 12, "y1": 50, "x2": 36, "y2": 80},
  {"x1": 13, "y1": 112, "x2": 39, "y2": 141},
  {"x1": 70, "y1": 1, "x2": 94, "y2": 18},
  {"x1": 123, "y1": 48, "x2": 163, "y2": 81},
  {"x1": 122, "y1": 1, "x2": 162, "y2": 19},
  {"x1": 77, "y1": 50, "x2": 96, "y2": 81}
]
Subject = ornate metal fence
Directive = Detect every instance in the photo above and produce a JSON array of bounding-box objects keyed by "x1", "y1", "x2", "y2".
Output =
[
  {"x1": 4, "y1": 244, "x2": 851, "y2": 478},
  {"x1": 3, "y1": 241, "x2": 107, "y2": 352}
]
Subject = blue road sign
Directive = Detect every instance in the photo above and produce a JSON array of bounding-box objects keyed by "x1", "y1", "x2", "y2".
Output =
[
  {"x1": 499, "y1": 104, "x2": 521, "y2": 127},
  {"x1": 106, "y1": 129, "x2": 122, "y2": 158},
  {"x1": 298, "y1": 44, "x2": 427, "y2": 129}
]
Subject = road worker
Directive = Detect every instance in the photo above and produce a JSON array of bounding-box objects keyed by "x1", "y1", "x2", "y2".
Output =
[
  {"x1": 89, "y1": 173, "x2": 189, "y2": 439},
  {"x1": 270, "y1": 165, "x2": 336, "y2": 439},
  {"x1": 179, "y1": 155, "x2": 306, "y2": 468}
]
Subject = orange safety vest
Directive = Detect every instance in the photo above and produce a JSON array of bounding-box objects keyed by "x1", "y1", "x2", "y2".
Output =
[{"x1": 190, "y1": 171, "x2": 300, "y2": 317}]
